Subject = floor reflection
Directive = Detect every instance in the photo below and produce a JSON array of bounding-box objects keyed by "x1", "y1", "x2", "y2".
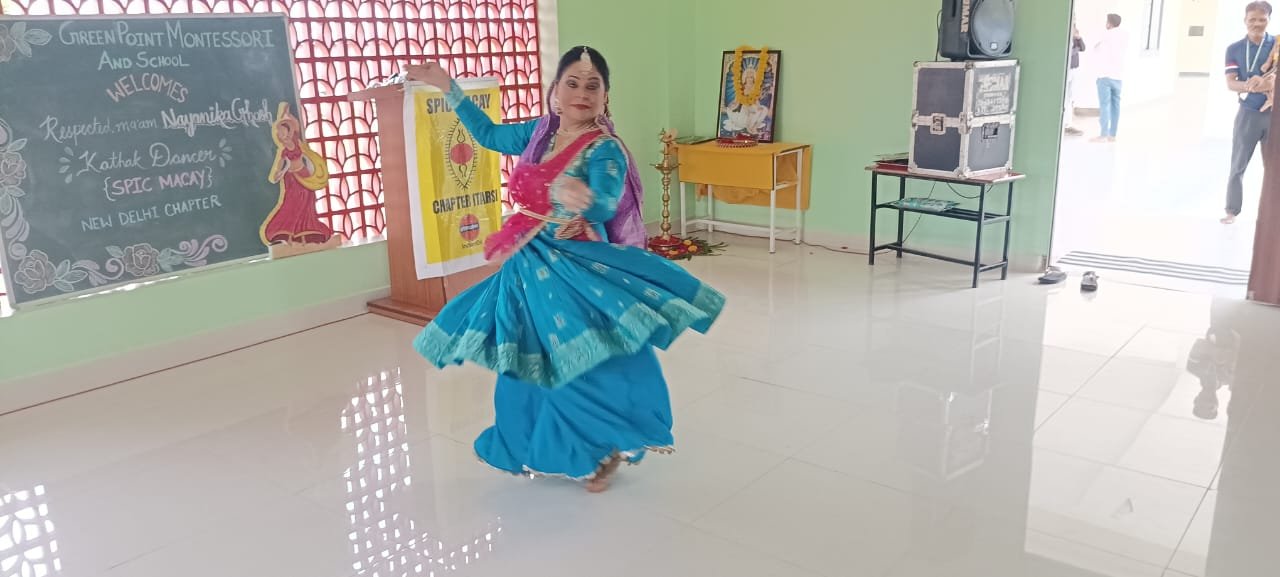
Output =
[
  {"x1": 1197, "y1": 299, "x2": 1279, "y2": 577},
  {"x1": 0, "y1": 484, "x2": 60, "y2": 577},
  {"x1": 341, "y1": 369, "x2": 500, "y2": 576},
  {"x1": 2, "y1": 238, "x2": 1279, "y2": 576},
  {"x1": 1020, "y1": 297, "x2": 1277, "y2": 577}
]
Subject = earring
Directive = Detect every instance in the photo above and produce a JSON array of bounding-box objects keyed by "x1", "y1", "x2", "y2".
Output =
[{"x1": 551, "y1": 97, "x2": 562, "y2": 115}]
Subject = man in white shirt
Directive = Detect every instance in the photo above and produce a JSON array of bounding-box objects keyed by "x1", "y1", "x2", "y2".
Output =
[{"x1": 1092, "y1": 14, "x2": 1129, "y2": 143}]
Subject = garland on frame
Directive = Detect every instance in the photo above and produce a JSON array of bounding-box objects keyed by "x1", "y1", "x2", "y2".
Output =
[{"x1": 731, "y1": 45, "x2": 770, "y2": 106}]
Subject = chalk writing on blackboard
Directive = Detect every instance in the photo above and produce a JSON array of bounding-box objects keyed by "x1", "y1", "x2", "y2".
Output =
[{"x1": 0, "y1": 16, "x2": 304, "y2": 305}]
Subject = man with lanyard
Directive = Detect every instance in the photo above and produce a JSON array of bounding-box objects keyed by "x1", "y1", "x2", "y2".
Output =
[{"x1": 1223, "y1": 1, "x2": 1276, "y2": 225}]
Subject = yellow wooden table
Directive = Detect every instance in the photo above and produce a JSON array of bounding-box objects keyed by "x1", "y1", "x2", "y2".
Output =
[{"x1": 675, "y1": 141, "x2": 812, "y2": 253}]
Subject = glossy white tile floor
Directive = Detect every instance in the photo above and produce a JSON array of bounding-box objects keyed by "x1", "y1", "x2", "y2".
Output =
[{"x1": 3, "y1": 237, "x2": 1278, "y2": 577}]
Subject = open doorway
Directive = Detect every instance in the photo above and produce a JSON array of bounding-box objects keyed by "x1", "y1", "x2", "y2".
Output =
[{"x1": 1050, "y1": 0, "x2": 1273, "y2": 296}]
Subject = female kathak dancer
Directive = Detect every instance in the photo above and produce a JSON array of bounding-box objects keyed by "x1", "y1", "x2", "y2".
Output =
[{"x1": 405, "y1": 47, "x2": 725, "y2": 493}]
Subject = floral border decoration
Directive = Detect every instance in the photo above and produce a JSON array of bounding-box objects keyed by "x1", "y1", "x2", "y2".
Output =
[
  {"x1": 10, "y1": 237, "x2": 230, "y2": 296},
  {"x1": 1, "y1": 113, "x2": 231, "y2": 299},
  {"x1": 0, "y1": 22, "x2": 52, "y2": 64}
]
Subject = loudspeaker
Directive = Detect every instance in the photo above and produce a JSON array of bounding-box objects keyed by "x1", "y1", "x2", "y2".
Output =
[{"x1": 939, "y1": 0, "x2": 1016, "y2": 61}]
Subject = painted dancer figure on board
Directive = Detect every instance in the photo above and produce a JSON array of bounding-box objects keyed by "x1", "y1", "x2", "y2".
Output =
[
  {"x1": 404, "y1": 47, "x2": 725, "y2": 493},
  {"x1": 261, "y1": 102, "x2": 340, "y2": 257}
]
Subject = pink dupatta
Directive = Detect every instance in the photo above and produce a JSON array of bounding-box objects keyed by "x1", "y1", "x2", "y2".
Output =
[{"x1": 483, "y1": 130, "x2": 606, "y2": 261}]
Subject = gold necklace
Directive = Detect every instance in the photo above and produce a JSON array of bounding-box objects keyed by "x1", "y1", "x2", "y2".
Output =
[
  {"x1": 732, "y1": 45, "x2": 770, "y2": 106},
  {"x1": 557, "y1": 124, "x2": 594, "y2": 138}
]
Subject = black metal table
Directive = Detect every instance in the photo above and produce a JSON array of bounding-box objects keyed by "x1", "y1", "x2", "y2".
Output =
[{"x1": 867, "y1": 165, "x2": 1025, "y2": 288}]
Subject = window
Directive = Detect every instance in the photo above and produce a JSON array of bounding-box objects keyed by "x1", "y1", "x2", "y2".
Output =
[{"x1": 0, "y1": 0, "x2": 545, "y2": 299}]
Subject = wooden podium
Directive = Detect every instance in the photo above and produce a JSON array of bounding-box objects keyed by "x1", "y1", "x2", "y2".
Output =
[{"x1": 348, "y1": 85, "x2": 496, "y2": 325}]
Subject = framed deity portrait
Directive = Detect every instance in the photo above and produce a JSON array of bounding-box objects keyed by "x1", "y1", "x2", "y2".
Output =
[{"x1": 717, "y1": 49, "x2": 781, "y2": 142}]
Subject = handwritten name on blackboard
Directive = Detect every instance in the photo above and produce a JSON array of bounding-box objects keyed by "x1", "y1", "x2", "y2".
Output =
[{"x1": 161, "y1": 99, "x2": 273, "y2": 136}]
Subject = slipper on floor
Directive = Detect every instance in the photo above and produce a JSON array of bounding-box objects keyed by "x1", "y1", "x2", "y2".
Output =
[
  {"x1": 1081, "y1": 271, "x2": 1100, "y2": 292},
  {"x1": 1038, "y1": 267, "x2": 1067, "y2": 284}
]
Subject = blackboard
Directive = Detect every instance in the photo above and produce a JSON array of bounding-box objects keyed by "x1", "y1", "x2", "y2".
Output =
[{"x1": 0, "y1": 15, "x2": 300, "y2": 306}]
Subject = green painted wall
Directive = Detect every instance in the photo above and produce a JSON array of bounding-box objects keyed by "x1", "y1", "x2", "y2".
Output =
[
  {"x1": 556, "y1": 0, "x2": 696, "y2": 222},
  {"x1": 2, "y1": 1, "x2": 1069, "y2": 382},
  {"x1": 0, "y1": 243, "x2": 389, "y2": 382},
  {"x1": 559, "y1": 0, "x2": 1070, "y2": 260}
]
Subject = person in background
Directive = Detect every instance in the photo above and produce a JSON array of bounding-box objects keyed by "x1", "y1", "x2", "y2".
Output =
[
  {"x1": 1221, "y1": 1, "x2": 1276, "y2": 225},
  {"x1": 1092, "y1": 13, "x2": 1128, "y2": 143},
  {"x1": 1065, "y1": 16, "x2": 1086, "y2": 136}
]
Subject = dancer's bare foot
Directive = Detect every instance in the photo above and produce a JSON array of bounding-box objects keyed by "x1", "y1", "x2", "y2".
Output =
[
  {"x1": 1222, "y1": 213, "x2": 1238, "y2": 225},
  {"x1": 585, "y1": 455, "x2": 623, "y2": 493},
  {"x1": 1090, "y1": 136, "x2": 1109, "y2": 143}
]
